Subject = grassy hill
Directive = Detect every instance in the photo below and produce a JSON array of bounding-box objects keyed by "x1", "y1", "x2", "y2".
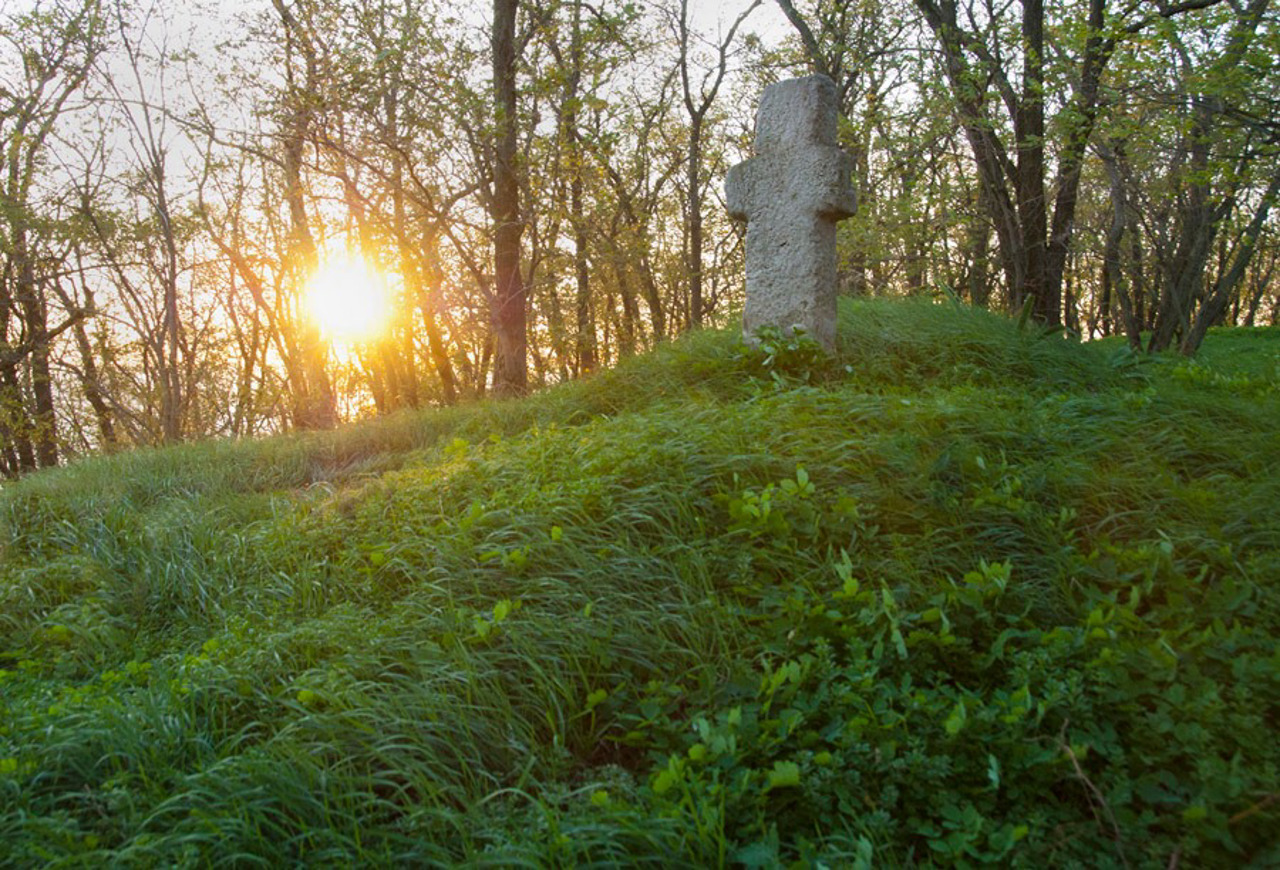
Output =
[{"x1": 1, "y1": 299, "x2": 1276, "y2": 867}]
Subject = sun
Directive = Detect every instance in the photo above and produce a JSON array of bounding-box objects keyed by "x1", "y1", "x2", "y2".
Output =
[{"x1": 305, "y1": 251, "x2": 393, "y2": 343}]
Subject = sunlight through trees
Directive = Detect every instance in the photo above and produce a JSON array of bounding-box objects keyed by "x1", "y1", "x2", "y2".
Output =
[{"x1": 0, "y1": 0, "x2": 1274, "y2": 471}]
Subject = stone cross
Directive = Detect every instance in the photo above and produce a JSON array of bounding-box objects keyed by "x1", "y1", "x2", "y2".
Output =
[{"x1": 726, "y1": 74, "x2": 857, "y2": 352}]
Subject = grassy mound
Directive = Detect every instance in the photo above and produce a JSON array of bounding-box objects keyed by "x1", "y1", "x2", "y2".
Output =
[{"x1": 1, "y1": 299, "x2": 1276, "y2": 866}]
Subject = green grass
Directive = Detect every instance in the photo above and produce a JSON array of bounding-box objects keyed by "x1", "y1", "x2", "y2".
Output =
[
  {"x1": 1, "y1": 298, "x2": 1276, "y2": 867},
  {"x1": 1185, "y1": 324, "x2": 1280, "y2": 379}
]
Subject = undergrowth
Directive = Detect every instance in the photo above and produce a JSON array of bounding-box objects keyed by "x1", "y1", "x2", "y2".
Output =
[{"x1": 0, "y1": 299, "x2": 1276, "y2": 867}]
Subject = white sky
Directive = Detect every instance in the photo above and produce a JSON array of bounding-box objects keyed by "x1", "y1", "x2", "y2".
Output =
[{"x1": 688, "y1": 0, "x2": 791, "y2": 40}]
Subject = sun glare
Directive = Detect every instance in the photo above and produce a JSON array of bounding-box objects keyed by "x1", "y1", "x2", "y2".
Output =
[{"x1": 306, "y1": 251, "x2": 393, "y2": 343}]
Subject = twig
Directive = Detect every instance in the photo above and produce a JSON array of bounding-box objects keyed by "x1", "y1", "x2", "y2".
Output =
[
  {"x1": 1228, "y1": 792, "x2": 1279, "y2": 826},
  {"x1": 1059, "y1": 720, "x2": 1129, "y2": 869}
]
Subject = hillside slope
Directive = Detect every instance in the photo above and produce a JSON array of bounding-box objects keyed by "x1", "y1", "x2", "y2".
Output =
[{"x1": 1, "y1": 300, "x2": 1276, "y2": 867}]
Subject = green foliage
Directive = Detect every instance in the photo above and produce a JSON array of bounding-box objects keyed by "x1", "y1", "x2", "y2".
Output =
[
  {"x1": 0, "y1": 299, "x2": 1276, "y2": 865},
  {"x1": 739, "y1": 325, "x2": 840, "y2": 386}
]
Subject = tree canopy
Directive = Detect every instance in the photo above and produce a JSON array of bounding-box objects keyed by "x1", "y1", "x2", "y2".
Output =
[{"x1": 0, "y1": 0, "x2": 1275, "y2": 472}]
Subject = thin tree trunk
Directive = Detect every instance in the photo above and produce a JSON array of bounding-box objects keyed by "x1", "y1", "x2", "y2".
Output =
[
  {"x1": 573, "y1": 167, "x2": 595, "y2": 372},
  {"x1": 1180, "y1": 169, "x2": 1280, "y2": 354},
  {"x1": 687, "y1": 114, "x2": 704, "y2": 328},
  {"x1": 273, "y1": 0, "x2": 336, "y2": 429},
  {"x1": 1043, "y1": 0, "x2": 1108, "y2": 324},
  {"x1": 13, "y1": 229, "x2": 57, "y2": 468},
  {"x1": 69, "y1": 315, "x2": 116, "y2": 448},
  {"x1": 1016, "y1": 0, "x2": 1052, "y2": 324},
  {"x1": 1099, "y1": 141, "x2": 1143, "y2": 348},
  {"x1": 1, "y1": 363, "x2": 36, "y2": 472},
  {"x1": 418, "y1": 237, "x2": 458, "y2": 405}
]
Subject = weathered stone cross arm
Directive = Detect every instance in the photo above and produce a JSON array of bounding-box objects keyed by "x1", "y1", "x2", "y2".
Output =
[
  {"x1": 726, "y1": 149, "x2": 857, "y2": 223},
  {"x1": 726, "y1": 74, "x2": 857, "y2": 352}
]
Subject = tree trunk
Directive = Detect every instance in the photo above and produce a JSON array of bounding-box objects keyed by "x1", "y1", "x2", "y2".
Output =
[
  {"x1": 419, "y1": 236, "x2": 459, "y2": 405},
  {"x1": 1043, "y1": 0, "x2": 1108, "y2": 325},
  {"x1": 0, "y1": 364, "x2": 35, "y2": 474},
  {"x1": 273, "y1": 0, "x2": 336, "y2": 429},
  {"x1": 1098, "y1": 263, "x2": 1111, "y2": 337},
  {"x1": 1099, "y1": 142, "x2": 1143, "y2": 348},
  {"x1": 491, "y1": 0, "x2": 527, "y2": 397},
  {"x1": 1180, "y1": 169, "x2": 1280, "y2": 354},
  {"x1": 560, "y1": 2, "x2": 596, "y2": 374},
  {"x1": 13, "y1": 229, "x2": 58, "y2": 468},
  {"x1": 966, "y1": 207, "x2": 991, "y2": 307},
  {"x1": 573, "y1": 182, "x2": 595, "y2": 372},
  {"x1": 1016, "y1": 0, "x2": 1052, "y2": 324},
  {"x1": 1149, "y1": 106, "x2": 1223, "y2": 353},
  {"x1": 69, "y1": 315, "x2": 117, "y2": 449},
  {"x1": 687, "y1": 114, "x2": 704, "y2": 328},
  {"x1": 154, "y1": 161, "x2": 183, "y2": 443}
]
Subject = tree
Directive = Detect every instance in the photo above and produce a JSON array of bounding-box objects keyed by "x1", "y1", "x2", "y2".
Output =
[
  {"x1": 269, "y1": 0, "x2": 338, "y2": 428},
  {"x1": 86, "y1": 0, "x2": 188, "y2": 442},
  {"x1": 1146, "y1": 0, "x2": 1278, "y2": 353},
  {"x1": 490, "y1": 0, "x2": 526, "y2": 396},
  {"x1": 904, "y1": 0, "x2": 1246, "y2": 326},
  {"x1": 0, "y1": 0, "x2": 104, "y2": 472},
  {"x1": 670, "y1": 0, "x2": 759, "y2": 330}
]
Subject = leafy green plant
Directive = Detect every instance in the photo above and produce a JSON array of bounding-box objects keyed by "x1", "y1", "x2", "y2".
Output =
[{"x1": 739, "y1": 325, "x2": 840, "y2": 386}]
